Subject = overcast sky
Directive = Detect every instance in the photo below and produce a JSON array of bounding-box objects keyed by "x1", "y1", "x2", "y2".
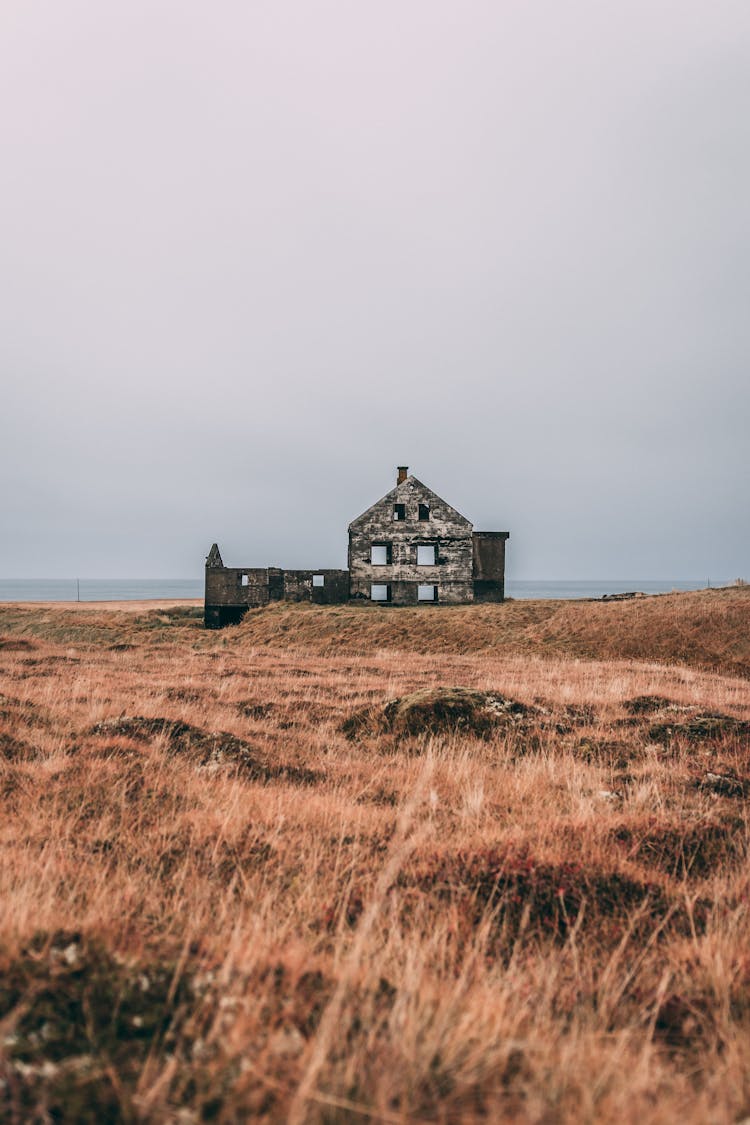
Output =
[{"x1": 1, "y1": 1, "x2": 748, "y2": 580}]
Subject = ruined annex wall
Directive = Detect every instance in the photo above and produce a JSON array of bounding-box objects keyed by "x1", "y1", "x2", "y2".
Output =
[
  {"x1": 472, "y1": 532, "x2": 509, "y2": 603},
  {"x1": 204, "y1": 567, "x2": 283, "y2": 627},
  {"x1": 282, "y1": 570, "x2": 350, "y2": 604},
  {"x1": 348, "y1": 477, "x2": 474, "y2": 605}
]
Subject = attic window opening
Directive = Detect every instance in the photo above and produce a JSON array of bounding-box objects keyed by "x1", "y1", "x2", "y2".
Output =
[
  {"x1": 418, "y1": 503, "x2": 430, "y2": 521},
  {"x1": 241, "y1": 574, "x2": 249, "y2": 587},
  {"x1": 370, "y1": 543, "x2": 391, "y2": 565},
  {"x1": 393, "y1": 503, "x2": 406, "y2": 521},
  {"x1": 418, "y1": 584, "x2": 438, "y2": 602},
  {"x1": 417, "y1": 545, "x2": 436, "y2": 566},
  {"x1": 312, "y1": 574, "x2": 324, "y2": 587},
  {"x1": 371, "y1": 583, "x2": 391, "y2": 602}
]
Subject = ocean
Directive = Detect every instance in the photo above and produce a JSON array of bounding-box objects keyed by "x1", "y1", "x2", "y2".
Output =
[{"x1": 0, "y1": 578, "x2": 727, "y2": 602}]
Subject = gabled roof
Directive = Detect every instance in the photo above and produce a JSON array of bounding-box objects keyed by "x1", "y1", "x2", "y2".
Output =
[{"x1": 348, "y1": 475, "x2": 472, "y2": 530}]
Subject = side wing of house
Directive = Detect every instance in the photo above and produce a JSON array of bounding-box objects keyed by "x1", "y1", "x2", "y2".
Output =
[
  {"x1": 204, "y1": 544, "x2": 348, "y2": 627},
  {"x1": 472, "y1": 531, "x2": 510, "y2": 602},
  {"x1": 204, "y1": 545, "x2": 285, "y2": 627}
]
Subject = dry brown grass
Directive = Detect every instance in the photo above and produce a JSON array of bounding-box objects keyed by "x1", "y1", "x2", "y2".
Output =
[{"x1": 1, "y1": 588, "x2": 749, "y2": 1122}]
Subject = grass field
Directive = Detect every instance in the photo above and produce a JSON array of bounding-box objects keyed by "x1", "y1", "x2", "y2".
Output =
[{"x1": 1, "y1": 587, "x2": 749, "y2": 1122}]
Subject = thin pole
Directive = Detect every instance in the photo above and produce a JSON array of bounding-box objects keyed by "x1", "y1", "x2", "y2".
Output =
[{"x1": 77, "y1": 578, "x2": 80, "y2": 602}]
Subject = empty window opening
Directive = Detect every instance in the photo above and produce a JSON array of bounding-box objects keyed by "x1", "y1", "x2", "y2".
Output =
[
  {"x1": 418, "y1": 584, "x2": 438, "y2": 602},
  {"x1": 393, "y1": 503, "x2": 406, "y2": 521},
  {"x1": 241, "y1": 573, "x2": 249, "y2": 587},
  {"x1": 417, "y1": 544, "x2": 436, "y2": 566},
  {"x1": 371, "y1": 583, "x2": 391, "y2": 602},
  {"x1": 418, "y1": 503, "x2": 430, "y2": 520},
  {"x1": 370, "y1": 543, "x2": 391, "y2": 565},
  {"x1": 312, "y1": 574, "x2": 325, "y2": 587}
]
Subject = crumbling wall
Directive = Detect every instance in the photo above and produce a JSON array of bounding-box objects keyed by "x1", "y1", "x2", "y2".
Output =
[
  {"x1": 205, "y1": 564, "x2": 349, "y2": 626},
  {"x1": 283, "y1": 570, "x2": 350, "y2": 604},
  {"x1": 204, "y1": 566, "x2": 283, "y2": 628}
]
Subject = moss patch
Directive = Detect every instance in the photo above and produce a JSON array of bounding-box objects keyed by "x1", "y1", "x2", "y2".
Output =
[{"x1": 342, "y1": 687, "x2": 532, "y2": 742}]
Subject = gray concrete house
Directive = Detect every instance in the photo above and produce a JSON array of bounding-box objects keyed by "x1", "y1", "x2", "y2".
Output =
[
  {"x1": 348, "y1": 467, "x2": 508, "y2": 605},
  {"x1": 204, "y1": 466, "x2": 508, "y2": 626}
]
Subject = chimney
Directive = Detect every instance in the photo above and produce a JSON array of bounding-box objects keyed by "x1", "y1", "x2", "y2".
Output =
[{"x1": 397, "y1": 465, "x2": 408, "y2": 485}]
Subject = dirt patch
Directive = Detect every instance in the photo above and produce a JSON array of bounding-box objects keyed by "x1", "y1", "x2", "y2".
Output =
[
  {"x1": 576, "y1": 738, "x2": 636, "y2": 769},
  {"x1": 653, "y1": 992, "x2": 716, "y2": 1049},
  {"x1": 238, "y1": 701, "x2": 275, "y2": 720},
  {"x1": 696, "y1": 772, "x2": 749, "y2": 799},
  {"x1": 0, "y1": 636, "x2": 38, "y2": 652},
  {"x1": 0, "y1": 931, "x2": 195, "y2": 1120},
  {"x1": 625, "y1": 695, "x2": 684, "y2": 715},
  {"x1": 356, "y1": 785, "x2": 399, "y2": 807},
  {"x1": 342, "y1": 688, "x2": 532, "y2": 742},
  {"x1": 561, "y1": 703, "x2": 599, "y2": 725},
  {"x1": 610, "y1": 818, "x2": 746, "y2": 878},
  {"x1": 254, "y1": 962, "x2": 334, "y2": 1038},
  {"x1": 396, "y1": 847, "x2": 696, "y2": 951},
  {"x1": 0, "y1": 693, "x2": 52, "y2": 729},
  {"x1": 165, "y1": 686, "x2": 206, "y2": 702},
  {"x1": 0, "y1": 730, "x2": 40, "y2": 761},
  {"x1": 88, "y1": 716, "x2": 322, "y2": 785},
  {"x1": 90, "y1": 716, "x2": 262, "y2": 769},
  {"x1": 649, "y1": 713, "x2": 750, "y2": 745}
]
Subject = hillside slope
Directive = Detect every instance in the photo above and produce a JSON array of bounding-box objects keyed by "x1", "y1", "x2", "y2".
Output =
[
  {"x1": 1, "y1": 586, "x2": 748, "y2": 676},
  {"x1": 1, "y1": 590, "x2": 750, "y2": 1120},
  {"x1": 232, "y1": 585, "x2": 750, "y2": 675}
]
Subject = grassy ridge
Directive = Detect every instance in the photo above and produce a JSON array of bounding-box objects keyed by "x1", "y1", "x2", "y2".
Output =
[
  {"x1": 0, "y1": 590, "x2": 749, "y2": 1121},
  {"x1": 235, "y1": 585, "x2": 750, "y2": 673},
  {"x1": 3, "y1": 585, "x2": 748, "y2": 674}
]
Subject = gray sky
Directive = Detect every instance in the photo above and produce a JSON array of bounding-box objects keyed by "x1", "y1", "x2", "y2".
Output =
[{"x1": 1, "y1": 1, "x2": 748, "y2": 580}]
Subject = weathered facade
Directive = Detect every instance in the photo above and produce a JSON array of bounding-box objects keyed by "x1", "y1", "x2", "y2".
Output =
[
  {"x1": 204, "y1": 467, "x2": 508, "y2": 625},
  {"x1": 349, "y1": 469, "x2": 473, "y2": 605}
]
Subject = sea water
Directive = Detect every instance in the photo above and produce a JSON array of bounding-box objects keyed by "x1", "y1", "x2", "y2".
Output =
[{"x1": 0, "y1": 578, "x2": 727, "y2": 602}]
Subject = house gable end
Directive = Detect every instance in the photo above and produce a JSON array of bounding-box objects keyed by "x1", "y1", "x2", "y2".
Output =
[
  {"x1": 407, "y1": 477, "x2": 472, "y2": 529},
  {"x1": 347, "y1": 484, "x2": 401, "y2": 530},
  {"x1": 348, "y1": 475, "x2": 472, "y2": 532}
]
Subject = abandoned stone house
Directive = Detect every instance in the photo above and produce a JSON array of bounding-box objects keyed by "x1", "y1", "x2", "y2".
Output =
[{"x1": 204, "y1": 467, "x2": 509, "y2": 627}]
